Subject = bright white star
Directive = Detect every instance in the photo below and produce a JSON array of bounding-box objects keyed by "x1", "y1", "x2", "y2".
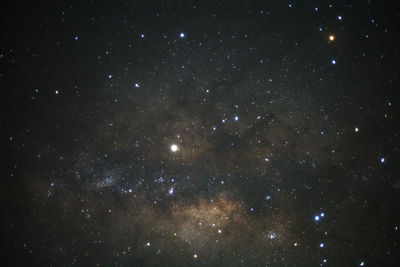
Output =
[{"x1": 170, "y1": 144, "x2": 179, "y2": 152}]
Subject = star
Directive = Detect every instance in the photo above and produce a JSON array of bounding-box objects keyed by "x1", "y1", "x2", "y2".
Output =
[
  {"x1": 170, "y1": 144, "x2": 179, "y2": 152},
  {"x1": 168, "y1": 187, "x2": 174, "y2": 195}
]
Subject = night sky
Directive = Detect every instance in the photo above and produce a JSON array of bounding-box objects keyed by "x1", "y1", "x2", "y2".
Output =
[{"x1": 1, "y1": 1, "x2": 400, "y2": 266}]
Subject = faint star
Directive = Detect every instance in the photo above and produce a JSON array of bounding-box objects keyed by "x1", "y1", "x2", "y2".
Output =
[
  {"x1": 168, "y1": 187, "x2": 174, "y2": 195},
  {"x1": 268, "y1": 233, "x2": 277, "y2": 239}
]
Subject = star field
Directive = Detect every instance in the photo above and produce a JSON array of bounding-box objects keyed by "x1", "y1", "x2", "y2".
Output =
[{"x1": 1, "y1": 1, "x2": 400, "y2": 266}]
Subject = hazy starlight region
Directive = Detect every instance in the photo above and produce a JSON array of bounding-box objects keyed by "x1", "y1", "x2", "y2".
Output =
[{"x1": 1, "y1": 1, "x2": 400, "y2": 266}]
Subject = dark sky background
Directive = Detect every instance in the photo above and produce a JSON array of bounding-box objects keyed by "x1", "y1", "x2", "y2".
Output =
[{"x1": 1, "y1": 0, "x2": 400, "y2": 266}]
